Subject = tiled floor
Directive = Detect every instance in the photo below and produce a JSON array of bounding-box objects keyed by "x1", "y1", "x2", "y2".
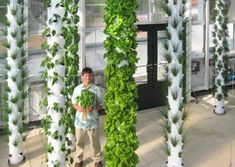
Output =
[{"x1": 0, "y1": 88, "x2": 235, "y2": 167}]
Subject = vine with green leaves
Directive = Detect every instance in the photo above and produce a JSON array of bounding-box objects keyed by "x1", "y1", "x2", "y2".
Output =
[
  {"x1": 2, "y1": 0, "x2": 27, "y2": 165},
  {"x1": 160, "y1": 0, "x2": 187, "y2": 166},
  {"x1": 103, "y1": 0, "x2": 139, "y2": 167},
  {"x1": 211, "y1": 0, "x2": 229, "y2": 114},
  {"x1": 62, "y1": 0, "x2": 80, "y2": 164}
]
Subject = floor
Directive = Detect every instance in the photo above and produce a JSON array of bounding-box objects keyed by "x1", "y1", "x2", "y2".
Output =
[{"x1": 0, "y1": 88, "x2": 235, "y2": 167}]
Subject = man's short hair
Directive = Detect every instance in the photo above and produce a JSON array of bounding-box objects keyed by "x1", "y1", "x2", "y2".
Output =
[{"x1": 82, "y1": 67, "x2": 93, "y2": 75}]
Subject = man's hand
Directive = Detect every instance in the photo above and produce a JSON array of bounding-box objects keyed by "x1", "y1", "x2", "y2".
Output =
[
  {"x1": 86, "y1": 106, "x2": 94, "y2": 112},
  {"x1": 72, "y1": 104, "x2": 94, "y2": 112},
  {"x1": 73, "y1": 104, "x2": 83, "y2": 112}
]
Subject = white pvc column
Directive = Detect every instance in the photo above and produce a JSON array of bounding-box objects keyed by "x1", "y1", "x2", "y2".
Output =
[
  {"x1": 166, "y1": 0, "x2": 184, "y2": 166},
  {"x1": 185, "y1": 0, "x2": 192, "y2": 102},
  {"x1": 78, "y1": 0, "x2": 86, "y2": 71},
  {"x1": 233, "y1": 23, "x2": 235, "y2": 50},
  {"x1": 204, "y1": 0, "x2": 210, "y2": 90},
  {"x1": 23, "y1": 0, "x2": 29, "y2": 124},
  {"x1": 148, "y1": 0, "x2": 153, "y2": 21},
  {"x1": 7, "y1": 0, "x2": 26, "y2": 164},
  {"x1": 149, "y1": 0, "x2": 157, "y2": 22},
  {"x1": 46, "y1": 0, "x2": 66, "y2": 166}
]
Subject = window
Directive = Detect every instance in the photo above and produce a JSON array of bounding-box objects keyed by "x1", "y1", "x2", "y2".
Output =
[
  {"x1": 192, "y1": 25, "x2": 204, "y2": 52},
  {"x1": 86, "y1": 1, "x2": 105, "y2": 28},
  {"x1": 191, "y1": 0, "x2": 204, "y2": 52},
  {"x1": 134, "y1": 39, "x2": 148, "y2": 84},
  {"x1": 191, "y1": 0, "x2": 204, "y2": 24},
  {"x1": 28, "y1": 0, "x2": 46, "y2": 35},
  {"x1": 0, "y1": 3, "x2": 7, "y2": 55},
  {"x1": 157, "y1": 31, "x2": 167, "y2": 81},
  {"x1": 28, "y1": 0, "x2": 47, "y2": 51}
]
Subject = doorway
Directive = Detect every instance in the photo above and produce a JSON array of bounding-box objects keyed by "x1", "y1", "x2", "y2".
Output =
[{"x1": 135, "y1": 23, "x2": 168, "y2": 110}]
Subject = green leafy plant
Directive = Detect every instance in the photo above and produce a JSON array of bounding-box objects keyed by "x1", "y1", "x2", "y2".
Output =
[
  {"x1": 76, "y1": 89, "x2": 95, "y2": 109},
  {"x1": 61, "y1": 0, "x2": 80, "y2": 163},
  {"x1": 76, "y1": 89, "x2": 95, "y2": 120},
  {"x1": 103, "y1": 0, "x2": 139, "y2": 167}
]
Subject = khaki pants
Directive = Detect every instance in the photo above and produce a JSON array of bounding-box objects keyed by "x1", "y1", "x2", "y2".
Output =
[{"x1": 76, "y1": 128, "x2": 102, "y2": 163}]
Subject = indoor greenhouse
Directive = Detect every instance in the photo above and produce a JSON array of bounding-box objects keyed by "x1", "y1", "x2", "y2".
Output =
[{"x1": 0, "y1": 0, "x2": 235, "y2": 167}]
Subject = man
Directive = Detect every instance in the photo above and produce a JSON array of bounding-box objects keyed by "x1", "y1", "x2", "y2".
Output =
[{"x1": 72, "y1": 67, "x2": 103, "y2": 167}]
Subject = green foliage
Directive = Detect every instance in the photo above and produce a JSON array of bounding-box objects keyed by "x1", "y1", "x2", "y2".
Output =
[
  {"x1": 164, "y1": 145, "x2": 171, "y2": 156},
  {"x1": 41, "y1": 0, "x2": 80, "y2": 165},
  {"x1": 171, "y1": 18, "x2": 178, "y2": 29},
  {"x1": 41, "y1": 115, "x2": 52, "y2": 135},
  {"x1": 172, "y1": 114, "x2": 179, "y2": 124},
  {"x1": 160, "y1": 2, "x2": 172, "y2": 16},
  {"x1": 164, "y1": 52, "x2": 172, "y2": 63},
  {"x1": 46, "y1": 143, "x2": 54, "y2": 153},
  {"x1": 103, "y1": 0, "x2": 139, "y2": 166},
  {"x1": 216, "y1": 94, "x2": 223, "y2": 101},
  {"x1": 76, "y1": 89, "x2": 95, "y2": 108},
  {"x1": 3, "y1": 40, "x2": 10, "y2": 48},
  {"x1": 182, "y1": 110, "x2": 188, "y2": 121},
  {"x1": 178, "y1": 151, "x2": 182, "y2": 157},
  {"x1": 162, "y1": 119, "x2": 171, "y2": 134},
  {"x1": 172, "y1": 42, "x2": 178, "y2": 53},
  {"x1": 171, "y1": 90, "x2": 178, "y2": 100},
  {"x1": 161, "y1": 108, "x2": 168, "y2": 119},
  {"x1": 52, "y1": 131, "x2": 59, "y2": 140},
  {"x1": 171, "y1": 67, "x2": 179, "y2": 76},
  {"x1": 13, "y1": 140, "x2": 18, "y2": 147},
  {"x1": 170, "y1": 137, "x2": 179, "y2": 147}
]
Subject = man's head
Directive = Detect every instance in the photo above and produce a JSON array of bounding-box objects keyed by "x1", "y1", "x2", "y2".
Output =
[{"x1": 82, "y1": 67, "x2": 93, "y2": 86}]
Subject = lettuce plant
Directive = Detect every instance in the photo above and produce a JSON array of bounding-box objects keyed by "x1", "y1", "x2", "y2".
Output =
[{"x1": 103, "y1": 1, "x2": 139, "y2": 167}]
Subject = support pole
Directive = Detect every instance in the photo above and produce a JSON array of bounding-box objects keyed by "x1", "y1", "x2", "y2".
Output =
[
  {"x1": 204, "y1": 0, "x2": 210, "y2": 90},
  {"x1": 78, "y1": 0, "x2": 86, "y2": 71}
]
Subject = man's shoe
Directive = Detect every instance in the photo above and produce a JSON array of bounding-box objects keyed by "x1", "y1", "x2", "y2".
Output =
[
  {"x1": 94, "y1": 161, "x2": 102, "y2": 167},
  {"x1": 74, "y1": 161, "x2": 83, "y2": 167}
]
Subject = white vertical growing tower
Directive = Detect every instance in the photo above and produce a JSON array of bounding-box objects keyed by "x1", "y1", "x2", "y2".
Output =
[
  {"x1": 41, "y1": 0, "x2": 66, "y2": 166},
  {"x1": 161, "y1": 0, "x2": 187, "y2": 166},
  {"x1": 212, "y1": 0, "x2": 229, "y2": 114},
  {"x1": 2, "y1": 0, "x2": 27, "y2": 165}
]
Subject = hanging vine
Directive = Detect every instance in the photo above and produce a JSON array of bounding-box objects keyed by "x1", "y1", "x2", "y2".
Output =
[
  {"x1": 211, "y1": 0, "x2": 229, "y2": 114},
  {"x1": 160, "y1": 0, "x2": 187, "y2": 166},
  {"x1": 103, "y1": 0, "x2": 139, "y2": 167},
  {"x1": 2, "y1": 0, "x2": 27, "y2": 165},
  {"x1": 41, "y1": 0, "x2": 67, "y2": 166},
  {"x1": 62, "y1": 0, "x2": 80, "y2": 164}
]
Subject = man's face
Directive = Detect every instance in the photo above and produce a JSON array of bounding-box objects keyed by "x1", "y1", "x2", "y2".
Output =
[{"x1": 82, "y1": 73, "x2": 93, "y2": 86}]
